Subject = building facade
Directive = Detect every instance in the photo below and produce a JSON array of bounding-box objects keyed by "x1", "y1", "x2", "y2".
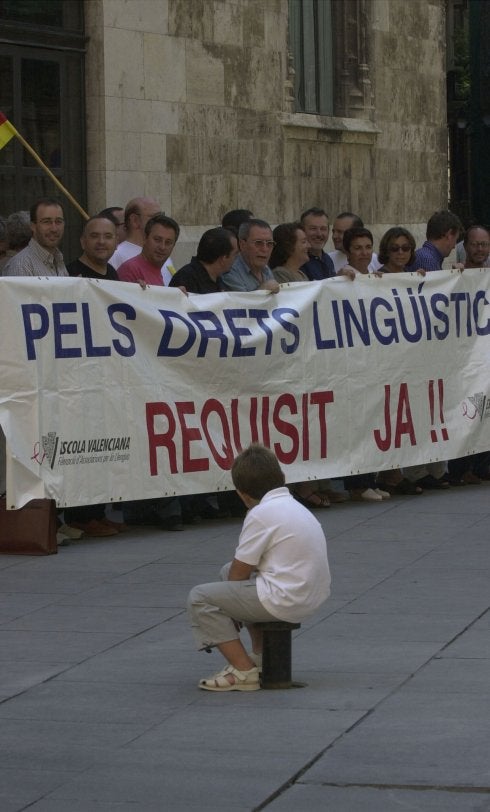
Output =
[{"x1": 1, "y1": 0, "x2": 449, "y2": 263}]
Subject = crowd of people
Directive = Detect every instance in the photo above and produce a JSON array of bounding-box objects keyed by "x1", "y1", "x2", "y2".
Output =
[{"x1": 1, "y1": 196, "x2": 489, "y2": 541}]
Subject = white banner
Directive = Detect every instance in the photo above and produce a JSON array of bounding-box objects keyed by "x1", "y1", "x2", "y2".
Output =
[{"x1": 0, "y1": 272, "x2": 489, "y2": 508}]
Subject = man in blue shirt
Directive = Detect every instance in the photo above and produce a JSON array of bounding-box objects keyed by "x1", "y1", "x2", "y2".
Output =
[
  {"x1": 221, "y1": 218, "x2": 279, "y2": 292},
  {"x1": 409, "y1": 209, "x2": 462, "y2": 272},
  {"x1": 299, "y1": 207, "x2": 336, "y2": 280}
]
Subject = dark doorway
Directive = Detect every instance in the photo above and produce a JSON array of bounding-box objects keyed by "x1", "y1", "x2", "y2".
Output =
[{"x1": 0, "y1": 1, "x2": 86, "y2": 262}]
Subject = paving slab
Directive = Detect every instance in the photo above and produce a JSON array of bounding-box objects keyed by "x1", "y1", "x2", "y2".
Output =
[
  {"x1": 1, "y1": 487, "x2": 490, "y2": 811},
  {"x1": 265, "y1": 784, "x2": 490, "y2": 811}
]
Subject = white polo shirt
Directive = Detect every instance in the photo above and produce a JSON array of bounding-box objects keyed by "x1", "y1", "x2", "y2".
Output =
[{"x1": 235, "y1": 487, "x2": 331, "y2": 622}]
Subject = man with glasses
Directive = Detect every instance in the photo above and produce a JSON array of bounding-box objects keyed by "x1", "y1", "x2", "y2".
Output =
[
  {"x1": 98, "y1": 206, "x2": 126, "y2": 245},
  {"x1": 2, "y1": 197, "x2": 68, "y2": 276},
  {"x1": 221, "y1": 218, "x2": 280, "y2": 293},
  {"x1": 461, "y1": 225, "x2": 490, "y2": 269}
]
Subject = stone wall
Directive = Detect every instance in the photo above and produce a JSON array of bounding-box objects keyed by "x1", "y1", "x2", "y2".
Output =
[{"x1": 85, "y1": 0, "x2": 448, "y2": 263}]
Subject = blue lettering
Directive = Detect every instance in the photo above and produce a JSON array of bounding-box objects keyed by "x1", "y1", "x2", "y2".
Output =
[
  {"x1": 223, "y1": 309, "x2": 255, "y2": 357},
  {"x1": 343, "y1": 299, "x2": 370, "y2": 346},
  {"x1": 312, "y1": 301, "x2": 336, "y2": 349},
  {"x1": 53, "y1": 303, "x2": 81, "y2": 358},
  {"x1": 82, "y1": 302, "x2": 111, "y2": 357},
  {"x1": 430, "y1": 294, "x2": 449, "y2": 339},
  {"x1": 108, "y1": 303, "x2": 136, "y2": 357},
  {"x1": 473, "y1": 290, "x2": 490, "y2": 335},
  {"x1": 370, "y1": 297, "x2": 399, "y2": 345},
  {"x1": 22, "y1": 303, "x2": 49, "y2": 360},
  {"x1": 156, "y1": 310, "x2": 196, "y2": 357},
  {"x1": 272, "y1": 307, "x2": 300, "y2": 354}
]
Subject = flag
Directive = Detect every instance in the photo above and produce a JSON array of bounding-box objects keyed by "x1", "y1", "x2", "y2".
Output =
[{"x1": 0, "y1": 111, "x2": 16, "y2": 150}]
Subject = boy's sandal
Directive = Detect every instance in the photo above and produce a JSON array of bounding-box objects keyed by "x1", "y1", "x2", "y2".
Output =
[{"x1": 199, "y1": 664, "x2": 260, "y2": 692}]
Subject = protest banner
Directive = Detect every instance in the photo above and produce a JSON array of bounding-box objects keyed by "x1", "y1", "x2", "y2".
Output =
[{"x1": 0, "y1": 271, "x2": 489, "y2": 508}]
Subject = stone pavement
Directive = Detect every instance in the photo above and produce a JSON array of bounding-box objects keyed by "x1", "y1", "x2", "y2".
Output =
[{"x1": 0, "y1": 485, "x2": 489, "y2": 812}]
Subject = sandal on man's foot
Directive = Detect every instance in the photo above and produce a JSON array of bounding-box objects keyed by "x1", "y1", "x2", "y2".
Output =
[
  {"x1": 294, "y1": 492, "x2": 330, "y2": 509},
  {"x1": 199, "y1": 664, "x2": 260, "y2": 692},
  {"x1": 392, "y1": 478, "x2": 423, "y2": 495},
  {"x1": 415, "y1": 475, "x2": 450, "y2": 490}
]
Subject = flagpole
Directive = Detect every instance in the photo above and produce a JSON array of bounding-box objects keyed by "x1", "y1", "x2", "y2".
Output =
[{"x1": 11, "y1": 127, "x2": 90, "y2": 221}]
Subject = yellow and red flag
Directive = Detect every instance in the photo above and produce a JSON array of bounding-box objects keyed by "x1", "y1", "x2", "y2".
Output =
[{"x1": 0, "y1": 111, "x2": 16, "y2": 150}]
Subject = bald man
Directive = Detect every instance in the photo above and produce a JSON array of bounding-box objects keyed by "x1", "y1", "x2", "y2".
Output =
[{"x1": 109, "y1": 197, "x2": 162, "y2": 270}]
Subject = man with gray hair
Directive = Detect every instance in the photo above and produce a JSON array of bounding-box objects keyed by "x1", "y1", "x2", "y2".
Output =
[{"x1": 221, "y1": 218, "x2": 279, "y2": 293}]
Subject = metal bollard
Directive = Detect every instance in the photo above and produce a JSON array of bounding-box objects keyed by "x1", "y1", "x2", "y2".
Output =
[{"x1": 255, "y1": 621, "x2": 304, "y2": 689}]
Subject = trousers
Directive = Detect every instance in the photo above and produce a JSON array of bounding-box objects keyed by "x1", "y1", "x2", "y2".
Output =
[{"x1": 187, "y1": 563, "x2": 277, "y2": 650}]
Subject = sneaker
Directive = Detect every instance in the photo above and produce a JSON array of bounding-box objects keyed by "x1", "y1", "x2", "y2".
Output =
[
  {"x1": 57, "y1": 523, "x2": 85, "y2": 539},
  {"x1": 199, "y1": 664, "x2": 260, "y2": 692},
  {"x1": 360, "y1": 488, "x2": 383, "y2": 502},
  {"x1": 374, "y1": 488, "x2": 391, "y2": 500}
]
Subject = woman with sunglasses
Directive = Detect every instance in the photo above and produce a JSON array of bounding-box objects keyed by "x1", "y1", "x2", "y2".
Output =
[
  {"x1": 378, "y1": 227, "x2": 424, "y2": 274},
  {"x1": 375, "y1": 226, "x2": 425, "y2": 495}
]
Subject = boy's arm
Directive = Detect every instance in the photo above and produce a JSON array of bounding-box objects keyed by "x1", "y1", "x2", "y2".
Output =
[{"x1": 228, "y1": 558, "x2": 256, "y2": 581}]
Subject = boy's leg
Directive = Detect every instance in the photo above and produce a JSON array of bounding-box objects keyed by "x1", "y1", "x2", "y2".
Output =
[{"x1": 187, "y1": 579, "x2": 276, "y2": 687}]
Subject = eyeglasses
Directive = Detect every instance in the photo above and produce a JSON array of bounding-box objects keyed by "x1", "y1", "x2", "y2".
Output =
[
  {"x1": 249, "y1": 239, "x2": 275, "y2": 248},
  {"x1": 467, "y1": 241, "x2": 490, "y2": 249},
  {"x1": 389, "y1": 244, "x2": 411, "y2": 253}
]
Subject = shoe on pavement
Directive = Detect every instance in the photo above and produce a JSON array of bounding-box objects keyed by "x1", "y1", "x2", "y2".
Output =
[
  {"x1": 323, "y1": 489, "x2": 349, "y2": 503},
  {"x1": 159, "y1": 516, "x2": 185, "y2": 531},
  {"x1": 461, "y1": 471, "x2": 482, "y2": 485},
  {"x1": 415, "y1": 475, "x2": 450, "y2": 490},
  {"x1": 199, "y1": 664, "x2": 260, "y2": 692},
  {"x1": 374, "y1": 487, "x2": 391, "y2": 500},
  {"x1": 67, "y1": 519, "x2": 118, "y2": 537},
  {"x1": 57, "y1": 523, "x2": 85, "y2": 539},
  {"x1": 361, "y1": 488, "x2": 383, "y2": 502},
  {"x1": 100, "y1": 518, "x2": 128, "y2": 532}
]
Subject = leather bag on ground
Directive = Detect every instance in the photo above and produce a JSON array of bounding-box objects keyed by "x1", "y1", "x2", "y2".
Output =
[{"x1": 0, "y1": 498, "x2": 58, "y2": 555}]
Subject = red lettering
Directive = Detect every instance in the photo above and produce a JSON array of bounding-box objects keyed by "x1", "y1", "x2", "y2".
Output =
[
  {"x1": 230, "y1": 397, "x2": 242, "y2": 453},
  {"x1": 374, "y1": 384, "x2": 392, "y2": 451},
  {"x1": 395, "y1": 383, "x2": 416, "y2": 447},
  {"x1": 310, "y1": 390, "x2": 334, "y2": 458},
  {"x1": 374, "y1": 383, "x2": 416, "y2": 451},
  {"x1": 261, "y1": 395, "x2": 270, "y2": 448},
  {"x1": 250, "y1": 397, "x2": 259, "y2": 443},
  {"x1": 175, "y1": 402, "x2": 208, "y2": 472},
  {"x1": 301, "y1": 392, "x2": 309, "y2": 460},
  {"x1": 272, "y1": 393, "x2": 299, "y2": 464},
  {"x1": 201, "y1": 399, "x2": 234, "y2": 469},
  {"x1": 146, "y1": 402, "x2": 177, "y2": 475}
]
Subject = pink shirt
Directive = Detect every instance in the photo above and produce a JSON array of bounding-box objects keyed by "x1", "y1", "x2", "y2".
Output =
[{"x1": 117, "y1": 254, "x2": 164, "y2": 285}]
